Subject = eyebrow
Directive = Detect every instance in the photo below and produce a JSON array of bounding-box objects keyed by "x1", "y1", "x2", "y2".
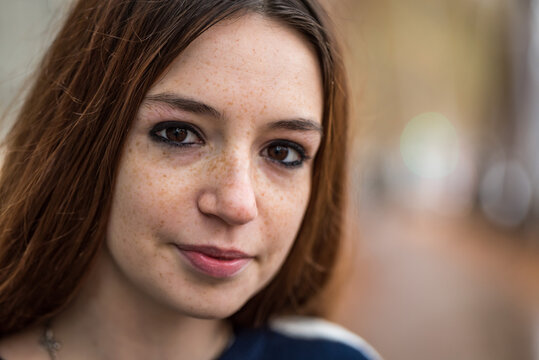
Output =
[
  {"x1": 145, "y1": 93, "x2": 221, "y2": 119},
  {"x1": 267, "y1": 119, "x2": 323, "y2": 134},
  {"x1": 145, "y1": 92, "x2": 323, "y2": 134}
]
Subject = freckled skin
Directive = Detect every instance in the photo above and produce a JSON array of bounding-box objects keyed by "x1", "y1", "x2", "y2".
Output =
[{"x1": 105, "y1": 14, "x2": 323, "y2": 319}]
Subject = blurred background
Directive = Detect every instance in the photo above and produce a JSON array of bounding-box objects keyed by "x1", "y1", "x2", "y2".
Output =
[
  {"x1": 325, "y1": 1, "x2": 539, "y2": 359},
  {"x1": 1, "y1": 0, "x2": 538, "y2": 359}
]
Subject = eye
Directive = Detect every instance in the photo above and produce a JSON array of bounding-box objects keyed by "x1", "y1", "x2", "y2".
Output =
[
  {"x1": 261, "y1": 140, "x2": 309, "y2": 168},
  {"x1": 149, "y1": 121, "x2": 204, "y2": 147}
]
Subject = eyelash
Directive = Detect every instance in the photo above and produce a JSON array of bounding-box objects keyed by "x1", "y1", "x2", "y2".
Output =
[
  {"x1": 149, "y1": 121, "x2": 204, "y2": 147},
  {"x1": 149, "y1": 122, "x2": 310, "y2": 168}
]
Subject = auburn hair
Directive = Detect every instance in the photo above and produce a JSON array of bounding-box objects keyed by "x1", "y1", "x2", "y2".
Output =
[{"x1": 0, "y1": 0, "x2": 348, "y2": 336}]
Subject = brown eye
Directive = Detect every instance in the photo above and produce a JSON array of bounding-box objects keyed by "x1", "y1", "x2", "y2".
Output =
[
  {"x1": 166, "y1": 128, "x2": 188, "y2": 142},
  {"x1": 261, "y1": 141, "x2": 307, "y2": 169},
  {"x1": 150, "y1": 122, "x2": 204, "y2": 147},
  {"x1": 267, "y1": 145, "x2": 289, "y2": 161}
]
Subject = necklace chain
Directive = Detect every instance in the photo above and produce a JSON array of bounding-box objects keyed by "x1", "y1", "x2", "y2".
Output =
[{"x1": 39, "y1": 321, "x2": 61, "y2": 360}]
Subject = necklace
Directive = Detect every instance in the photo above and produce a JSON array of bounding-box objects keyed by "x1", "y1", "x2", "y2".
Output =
[{"x1": 39, "y1": 321, "x2": 61, "y2": 360}]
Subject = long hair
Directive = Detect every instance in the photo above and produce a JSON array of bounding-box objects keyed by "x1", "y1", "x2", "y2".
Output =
[{"x1": 0, "y1": 0, "x2": 348, "y2": 335}]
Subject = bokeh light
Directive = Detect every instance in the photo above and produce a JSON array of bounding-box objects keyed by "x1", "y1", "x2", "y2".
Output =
[
  {"x1": 480, "y1": 159, "x2": 533, "y2": 228},
  {"x1": 400, "y1": 112, "x2": 459, "y2": 179}
]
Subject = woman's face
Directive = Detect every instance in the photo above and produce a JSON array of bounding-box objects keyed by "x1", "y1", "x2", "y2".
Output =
[{"x1": 105, "y1": 14, "x2": 323, "y2": 318}]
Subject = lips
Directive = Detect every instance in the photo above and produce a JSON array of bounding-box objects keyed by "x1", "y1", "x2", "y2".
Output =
[{"x1": 174, "y1": 244, "x2": 253, "y2": 279}]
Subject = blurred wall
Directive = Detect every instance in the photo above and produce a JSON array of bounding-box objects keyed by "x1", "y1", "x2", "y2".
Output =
[
  {"x1": 0, "y1": 0, "x2": 68, "y2": 136},
  {"x1": 330, "y1": 0, "x2": 538, "y2": 230}
]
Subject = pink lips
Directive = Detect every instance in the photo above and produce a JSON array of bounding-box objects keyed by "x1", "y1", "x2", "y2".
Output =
[{"x1": 175, "y1": 244, "x2": 253, "y2": 279}]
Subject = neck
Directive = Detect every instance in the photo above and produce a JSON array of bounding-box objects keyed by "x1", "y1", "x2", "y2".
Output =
[{"x1": 50, "y1": 250, "x2": 232, "y2": 360}]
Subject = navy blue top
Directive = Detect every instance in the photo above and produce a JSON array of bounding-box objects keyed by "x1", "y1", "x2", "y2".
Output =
[{"x1": 218, "y1": 325, "x2": 376, "y2": 360}]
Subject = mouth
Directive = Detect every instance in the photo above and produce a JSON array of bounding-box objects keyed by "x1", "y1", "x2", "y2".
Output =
[{"x1": 174, "y1": 244, "x2": 253, "y2": 279}]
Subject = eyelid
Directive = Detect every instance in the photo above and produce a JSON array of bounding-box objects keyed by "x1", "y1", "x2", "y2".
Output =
[
  {"x1": 149, "y1": 121, "x2": 205, "y2": 146},
  {"x1": 275, "y1": 139, "x2": 310, "y2": 157}
]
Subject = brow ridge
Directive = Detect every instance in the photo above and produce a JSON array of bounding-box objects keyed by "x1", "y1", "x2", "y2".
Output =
[
  {"x1": 145, "y1": 93, "x2": 221, "y2": 119},
  {"x1": 267, "y1": 119, "x2": 323, "y2": 134}
]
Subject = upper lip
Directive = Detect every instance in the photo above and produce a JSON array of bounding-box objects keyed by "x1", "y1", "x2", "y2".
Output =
[{"x1": 175, "y1": 244, "x2": 253, "y2": 260}]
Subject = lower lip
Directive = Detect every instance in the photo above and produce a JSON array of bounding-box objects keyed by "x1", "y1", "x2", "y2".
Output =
[{"x1": 177, "y1": 249, "x2": 252, "y2": 279}]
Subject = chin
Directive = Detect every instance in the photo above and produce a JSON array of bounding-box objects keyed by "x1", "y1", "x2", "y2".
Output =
[
  {"x1": 157, "y1": 284, "x2": 254, "y2": 320},
  {"x1": 180, "y1": 300, "x2": 247, "y2": 320}
]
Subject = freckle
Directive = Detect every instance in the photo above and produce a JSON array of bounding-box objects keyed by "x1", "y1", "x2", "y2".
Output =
[
  {"x1": 162, "y1": 174, "x2": 167, "y2": 178},
  {"x1": 135, "y1": 141, "x2": 141, "y2": 146}
]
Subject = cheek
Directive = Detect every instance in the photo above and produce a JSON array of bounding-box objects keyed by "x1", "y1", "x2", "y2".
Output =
[
  {"x1": 107, "y1": 147, "x2": 199, "y2": 248},
  {"x1": 258, "y1": 174, "x2": 311, "y2": 262},
  {"x1": 253, "y1": 191, "x2": 310, "y2": 292}
]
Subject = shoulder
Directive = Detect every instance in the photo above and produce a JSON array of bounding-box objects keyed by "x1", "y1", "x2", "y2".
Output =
[
  {"x1": 220, "y1": 316, "x2": 382, "y2": 360},
  {"x1": 268, "y1": 316, "x2": 382, "y2": 360}
]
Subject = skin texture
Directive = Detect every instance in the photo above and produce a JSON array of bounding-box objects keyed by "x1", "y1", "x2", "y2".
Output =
[
  {"x1": 0, "y1": 13, "x2": 323, "y2": 360},
  {"x1": 107, "y1": 13, "x2": 323, "y2": 320}
]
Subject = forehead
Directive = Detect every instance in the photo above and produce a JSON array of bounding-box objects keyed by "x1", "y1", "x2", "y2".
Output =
[{"x1": 148, "y1": 13, "x2": 323, "y2": 124}]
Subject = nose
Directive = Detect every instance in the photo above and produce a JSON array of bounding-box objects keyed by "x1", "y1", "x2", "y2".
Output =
[{"x1": 197, "y1": 156, "x2": 258, "y2": 226}]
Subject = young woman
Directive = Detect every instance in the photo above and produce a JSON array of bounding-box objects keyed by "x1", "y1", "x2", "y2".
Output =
[{"x1": 0, "y1": 1, "x2": 381, "y2": 359}]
